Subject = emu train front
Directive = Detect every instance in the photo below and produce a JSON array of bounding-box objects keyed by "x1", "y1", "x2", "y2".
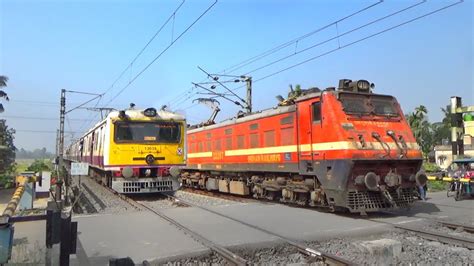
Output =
[
  {"x1": 66, "y1": 107, "x2": 185, "y2": 194},
  {"x1": 181, "y1": 79, "x2": 427, "y2": 213}
]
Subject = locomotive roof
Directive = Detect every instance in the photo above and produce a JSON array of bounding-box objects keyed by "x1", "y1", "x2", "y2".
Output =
[
  {"x1": 84, "y1": 108, "x2": 185, "y2": 135},
  {"x1": 188, "y1": 89, "x2": 326, "y2": 134},
  {"x1": 188, "y1": 104, "x2": 296, "y2": 133}
]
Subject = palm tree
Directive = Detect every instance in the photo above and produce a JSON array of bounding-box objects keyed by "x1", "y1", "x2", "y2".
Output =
[{"x1": 0, "y1": 75, "x2": 9, "y2": 113}]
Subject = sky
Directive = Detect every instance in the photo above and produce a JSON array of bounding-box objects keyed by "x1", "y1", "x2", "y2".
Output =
[{"x1": 0, "y1": 0, "x2": 472, "y2": 152}]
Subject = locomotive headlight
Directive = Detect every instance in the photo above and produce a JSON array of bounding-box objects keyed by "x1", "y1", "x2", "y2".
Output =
[
  {"x1": 143, "y1": 108, "x2": 157, "y2": 117},
  {"x1": 364, "y1": 172, "x2": 380, "y2": 191},
  {"x1": 357, "y1": 80, "x2": 370, "y2": 90}
]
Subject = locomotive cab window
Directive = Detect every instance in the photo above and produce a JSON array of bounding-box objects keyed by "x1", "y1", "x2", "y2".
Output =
[
  {"x1": 114, "y1": 121, "x2": 181, "y2": 143},
  {"x1": 312, "y1": 101, "x2": 321, "y2": 123}
]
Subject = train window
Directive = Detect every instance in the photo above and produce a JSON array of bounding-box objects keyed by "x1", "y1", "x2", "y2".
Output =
[
  {"x1": 371, "y1": 96, "x2": 399, "y2": 117},
  {"x1": 114, "y1": 121, "x2": 181, "y2": 143},
  {"x1": 280, "y1": 115, "x2": 294, "y2": 125},
  {"x1": 281, "y1": 127, "x2": 294, "y2": 145},
  {"x1": 237, "y1": 135, "x2": 245, "y2": 149},
  {"x1": 249, "y1": 123, "x2": 259, "y2": 130},
  {"x1": 226, "y1": 137, "x2": 232, "y2": 149},
  {"x1": 198, "y1": 142, "x2": 203, "y2": 152},
  {"x1": 312, "y1": 101, "x2": 321, "y2": 122},
  {"x1": 250, "y1": 133, "x2": 259, "y2": 148},
  {"x1": 225, "y1": 128, "x2": 233, "y2": 135},
  {"x1": 338, "y1": 93, "x2": 371, "y2": 115},
  {"x1": 214, "y1": 139, "x2": 221, "y2": 150},
  {"x1": 206, "y1": 141, "x2": 211, "y2": 151},
  {"x1": 264, "y1": 130, "x2": 275, "y2": 147}
]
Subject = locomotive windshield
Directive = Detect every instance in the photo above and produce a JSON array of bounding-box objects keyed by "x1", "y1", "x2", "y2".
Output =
[
  {"x1": 339, "y1": 93, "x2": 399, "y2": 117},
  {"x1": 114, "y1": 121, "x2": 181, "y2": 143}
]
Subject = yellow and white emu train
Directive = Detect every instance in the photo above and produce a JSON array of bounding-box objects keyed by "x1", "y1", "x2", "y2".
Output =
[{"x1": 66, "y1": 107, "x2": 186, "y2": 193}]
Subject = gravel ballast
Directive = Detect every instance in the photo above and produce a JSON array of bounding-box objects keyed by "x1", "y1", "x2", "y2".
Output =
[
  {"x1": 159, "y1": 229, "x2": 474, "y2": 265},
  {"x1": 71, "y1": 176, "x2": 138, "y2": 214}
]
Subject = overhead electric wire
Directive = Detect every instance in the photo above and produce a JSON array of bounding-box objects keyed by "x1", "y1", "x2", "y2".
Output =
[
  {"x1": 221, "y1": 0, "x2": 384, "y2": 74},
  {"x1": 230, "y1": 0, "x2": 463, "y2": 91},
  {"x1": 167, "y1": 0, "x2": 383, "y2": 110},
  {"x1": 1, "y1": 115, "x2": 89, "y2": 121},
  {"x1": 75, "y1": 0, "x2": 188, "y2": 135},
  {"x1": 241, "y1": 0, "x2": 426, "y2": 77},
  {"x1": 15, "y1": 129, "x2": 82, "y2": 134},
  {"x1": 104, "y1": 0, "x2": 218, "y2": 107},
  {"x1": 101, "y1": 0, "x2": 186, "y2": 98}
]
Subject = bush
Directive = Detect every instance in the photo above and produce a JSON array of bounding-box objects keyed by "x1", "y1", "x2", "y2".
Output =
[
  {"x1": 26, "y1": 159, "x2": 52, "y2": 173},
  {"x1": 423, "y1": 162, "x2": 441, "y2": 173},
  {"x1": 0, "y1": 175, "x2": 14, "y2": 189}
]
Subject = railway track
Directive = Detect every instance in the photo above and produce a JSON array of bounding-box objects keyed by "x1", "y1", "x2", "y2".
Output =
[
  {"x1": 366, "y1": 217, "x2": 474, "y2": 250},
  {"x1": 437, "y1": 221, "x2": 474, "y2": 234},
  {"x1": 95, "y1": 181, "x2": 246, "y2": 265},
  {"x1": 394, "y1": 224, "x2": 474, "y2": 249},
  {"x1": 165, "y1": 193, "x2": 353, "y2": 266}
]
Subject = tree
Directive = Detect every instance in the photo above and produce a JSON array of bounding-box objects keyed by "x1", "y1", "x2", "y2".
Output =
[
  {"x1": 27, "y1": 159, "x2": 52, "y2": 173},
  {"x1": 0, "y1": 76, "x2": 9, "y2": 113},
  {"x1": 406, "y1": 105, "x2": 432, "y2": 159},
  {"x1": 0, "y1": 120, "x2": 16, "y2": 174}
]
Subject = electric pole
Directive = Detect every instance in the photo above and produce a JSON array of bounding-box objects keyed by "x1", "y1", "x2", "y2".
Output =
[
  {"x1": 58, "y1": 89, "x2": 66, "y2": 202},
  {"x1": 245, "y1": 76, "x2": 252, "y2": 113}
]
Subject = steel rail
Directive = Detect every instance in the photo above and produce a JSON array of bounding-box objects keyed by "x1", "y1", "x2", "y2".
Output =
[
  {"x1": 132, "y1": 199, "x2": 247, "y2": 266},
  {"x1": 394, "y1": 224, "x2": 474, "y2": 250},
  {"x1": 94, "y1": 180, "x2": 246, "y2": 265},
  {"x1": 437, "y1": 221, "x2": 474, "y2": 234},
  {"x1": 167, "y1": 194, "x2": 352, "y2": 266}
]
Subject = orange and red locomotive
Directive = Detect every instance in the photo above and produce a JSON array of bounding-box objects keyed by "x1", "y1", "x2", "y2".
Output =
[{"x1": 181, "y1": 79, "x2": 427, "y2": 213}]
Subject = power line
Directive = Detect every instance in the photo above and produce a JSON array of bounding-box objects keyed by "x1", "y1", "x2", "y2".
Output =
[
  {"x1": 222, "y1": 0, "x2": 384, "y2": 74},
  {"x1": 166, "y1": 0, "x2": 384, "y2": 110},
  {"x1": 75, "y1": 1, "x2": 188, "y2": 135},
  {"x1": 0, "y1": 115, "x2": 89, "y2": 121},
  {"x1": 233, "y1": 0, "x2": 463, "y2": 90},
  {"x1": 230, "y1": 0, "x2": 426, "y2": 87},
  {"x1": 101, "y1": 0, "x2": 186, "y2": 98},
  {"x1": 105, "y1": 0, "x2": 218, "y2": 107},
  {"x1": 15, "y1": 129, "x2": 82, "y2": 134}
]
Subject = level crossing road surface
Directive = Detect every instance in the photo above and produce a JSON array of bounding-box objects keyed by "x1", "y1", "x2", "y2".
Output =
[{"x1": 5, "y1": 191, "x2": 473, "y2": 264}]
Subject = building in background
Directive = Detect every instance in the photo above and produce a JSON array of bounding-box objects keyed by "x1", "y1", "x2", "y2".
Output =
[{"x1": 434, "y1": 120, "x2": 474, "y2": 169}]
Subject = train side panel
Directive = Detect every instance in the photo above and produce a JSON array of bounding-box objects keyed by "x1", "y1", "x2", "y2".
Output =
[{"x1": 182, "y1": 82, "x2": 426, "y2": 213}]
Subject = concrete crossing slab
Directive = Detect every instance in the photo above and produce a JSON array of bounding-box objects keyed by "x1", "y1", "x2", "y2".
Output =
[{"x1": 72, "y1": 211, "x2": 208, "y2": 264}]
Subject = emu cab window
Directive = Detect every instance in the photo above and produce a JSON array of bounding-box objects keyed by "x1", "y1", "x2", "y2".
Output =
[
  {"x1": 312, "y1": 101, "x2": 321, "y2": 122},
  {"x1": 114, "y1": 121, "x2": 181, "y2": 143}
]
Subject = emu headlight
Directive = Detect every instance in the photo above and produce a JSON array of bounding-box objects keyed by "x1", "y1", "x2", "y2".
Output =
[{"x1": 143, "y1": 108, "x2": 157, "y2": 117}]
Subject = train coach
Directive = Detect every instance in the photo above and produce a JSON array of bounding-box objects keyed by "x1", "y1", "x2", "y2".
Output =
[
  {"x1": 180, "y1": 79, "x2": 427, "y2": 214},
  {"x1": 66, "y1": 107, "x2": 185, "y2": 193}
]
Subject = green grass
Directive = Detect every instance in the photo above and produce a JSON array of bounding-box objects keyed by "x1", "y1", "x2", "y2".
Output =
[{"x1": 428, "y1": 180, "x2": 447, "y2": 192}]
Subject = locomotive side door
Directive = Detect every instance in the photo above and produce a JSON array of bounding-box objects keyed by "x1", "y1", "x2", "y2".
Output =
[{"x1": 297, "y1": 97, "x2": 321, "y2": 174}]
